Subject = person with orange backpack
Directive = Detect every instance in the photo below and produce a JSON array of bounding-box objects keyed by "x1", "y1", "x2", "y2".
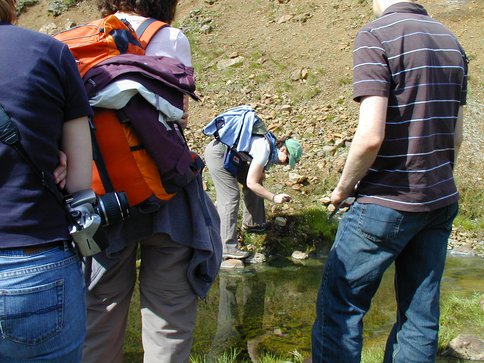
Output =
[{"x1": 56, "y1": 1, "x2": 223, "y2": 362}]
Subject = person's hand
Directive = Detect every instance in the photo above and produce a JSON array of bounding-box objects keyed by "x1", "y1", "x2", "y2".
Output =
[
  {"x1": 330, "y1": 185, "x2": 354, "y2": 208},
  {"x1": 53, "y1": 150, "x2": 67, "y2": 190},
  {"x1": 178, "y1": 94, "x2": 189, "y2": 129},
  {"x1": 273, "y1": 193, "x2": 291, "y2": 204},
  {"x1": 179, "y1": 111, "x2": 189, "y2": 129}
]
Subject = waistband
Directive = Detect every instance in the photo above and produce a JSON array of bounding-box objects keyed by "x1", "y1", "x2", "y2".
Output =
[{"x1": 0, "y1": 240, "x2": 69, "y2": 255}]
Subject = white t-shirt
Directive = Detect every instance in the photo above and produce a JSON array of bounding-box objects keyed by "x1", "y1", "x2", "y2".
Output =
[
  {"x1": 115, "y1": 13, "x2": 192, "y2": 66},
  {"x1": 248, "y1": 136, "x2": 271, "y2": 168}
]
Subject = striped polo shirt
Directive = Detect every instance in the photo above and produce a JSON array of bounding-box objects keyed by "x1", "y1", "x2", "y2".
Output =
[{"x1": 352, "y1": 2, "x2": 468, "y2": 212}]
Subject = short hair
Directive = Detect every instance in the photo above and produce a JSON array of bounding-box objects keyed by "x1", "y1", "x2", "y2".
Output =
[
  {"x1": 98, "y1": 0, "x2": 177, "y2": 23},
  {"x1": 0, "y1": 0, "x2": 16, "y2": 23},
  {"x1": 276, "y1": 136, "x2": 290, "y2": 148}
]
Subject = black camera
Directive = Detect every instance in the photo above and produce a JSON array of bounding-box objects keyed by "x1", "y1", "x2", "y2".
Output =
[{"x1": 64, "y1": 189, "x2": 130, "y2": 256}]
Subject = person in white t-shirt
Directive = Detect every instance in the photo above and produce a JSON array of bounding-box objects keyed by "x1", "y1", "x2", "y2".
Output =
[{"x1": 205, "y1": 135, "x2": 303, "y2": 259}]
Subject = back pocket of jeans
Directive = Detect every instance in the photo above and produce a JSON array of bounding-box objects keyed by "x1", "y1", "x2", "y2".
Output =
[
  {"x1": 0, "y1": 279, "x2": 64, "y2": 345},
  {"x1": 357, "y1": 203, "x2": 403, "y2": 243}
]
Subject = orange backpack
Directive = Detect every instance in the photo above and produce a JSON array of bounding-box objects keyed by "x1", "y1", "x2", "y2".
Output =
[
  {"x1": 90, "y1": 108, "x2": 178, "y2": 207},
  {"x1": 56, "y1": 17, "x2": 196, "y2": 208},
  {"x1": 53, "y1": 15, "x2": 153, "y2": 77}
]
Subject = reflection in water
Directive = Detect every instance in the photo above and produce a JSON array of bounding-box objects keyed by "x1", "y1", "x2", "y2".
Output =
[
  {"x1": 206, "y1": 271, "x2": 266, "y2": 361},
  {"x1": 193, "y1": 256, "x2": 484, "y2": 361}
]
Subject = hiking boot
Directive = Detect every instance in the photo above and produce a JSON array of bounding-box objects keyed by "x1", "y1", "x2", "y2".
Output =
[
  {"x1": 223, "y1": 248, "x2": 250, "y2": 260},
  {"x1": 242, "y1": 223, "x2": 269, "y2": 233}
]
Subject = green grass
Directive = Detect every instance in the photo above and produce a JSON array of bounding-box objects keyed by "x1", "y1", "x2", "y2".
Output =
[
  {"x1": 190, "y1": 348, "x2": 244, "y2": 363},
  {"x1": 439, "y1": 292, "x2": 484, "y2": 350},
  {"x1": 453, "y1": 182, "x2": 484, "y2": 232},
  {"x1": 359, "y1": 292, "x2": 484, "y2": 362}
]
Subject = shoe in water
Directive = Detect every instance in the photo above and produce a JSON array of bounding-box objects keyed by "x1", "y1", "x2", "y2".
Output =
[{"x1": 223, "y1": 248, "x2": 250, "y2": 260}]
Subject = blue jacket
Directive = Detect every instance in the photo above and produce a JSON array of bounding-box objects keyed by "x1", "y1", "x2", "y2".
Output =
[{"x1": 203, "y1": 105, "x2": 264, "y2": 152}]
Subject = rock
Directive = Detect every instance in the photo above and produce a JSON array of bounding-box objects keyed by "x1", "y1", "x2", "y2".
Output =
[
  {"x1": 288, "y1": 172, "x2": 306, "y2": 183},
  {"x1": 334, "y1": 138, "x2": 346, "y2": 148},
  {"x1": 290, "y1": 69, "x2": 302, "y2": 81},
  {"x1": 300, "y1": 68, "x2": 309, "y2": 80},
  {"x1": 291, "y1": 184, "x2": 303, "y2": 190},
  {"x1": 280, "y1": 104, "x2": 292, "y2": 112},
  {"x1": 220, "y1": 259, "x2": 245, "y2": 269},
  {"x1": 322, "y1": 145, "x2": 336, "y2": 156},
  {"x1": 319, "y1": 196, "x2": 331, "y2": 205},
  {"x1": 273, "y1": 328, "x2": 285, "y2": 336},
  {"x1": 445, "y1": 334, "x2": 484, "y2": 361},
  {"x1": 245, "y1": 252, "x2": 266, "y2": 264},
  {"x1": 199, "y1": 24, "x2": 212, "y2": 34},
  {"x1": 291, "y1": 250, "x2": 309, "y2": 260},
  {"x1": 276, "y1": 14, "x2": 293, "y2": 24},
  {"x1": 39, "y1": 22, "x2": 58, "y2": 34},
  {"x1": 274, "y1": 216, "x2": 287, "y2": 227},
  {"x1": 448, "y1": 245, "x2": 477, "y2": 257},
  {"x1": 293, "y1": 13, "x2": 312, "y2": 23},
  {"x1": 217, "y1": 56, "x2": 244, "y2": 70},
  {"x1": 64, "y1": 19, "x2": 76, "y2": 29}
]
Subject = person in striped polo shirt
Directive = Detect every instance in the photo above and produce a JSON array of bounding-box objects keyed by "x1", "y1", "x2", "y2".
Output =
[{"x1": 311, "y1": 0, "x2": 468, "y2": 362}]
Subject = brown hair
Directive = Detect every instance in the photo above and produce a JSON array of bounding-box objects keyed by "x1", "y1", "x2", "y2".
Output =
[
  {"x1": 275, "y1": 136, "x2": 290, "y2": 149},
  {"x1": 0, "y1": 0, "x2": 16, "y2": 23},
  {"x1": 98, "y1": 0, "x2": 177, "y2": 23}
]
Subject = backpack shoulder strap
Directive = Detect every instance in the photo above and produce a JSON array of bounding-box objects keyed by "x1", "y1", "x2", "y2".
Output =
[{"x1": 136, "y1": 18, "x2": 169, "y2": 46}]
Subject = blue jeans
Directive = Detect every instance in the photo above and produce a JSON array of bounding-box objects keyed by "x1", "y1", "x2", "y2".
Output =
[
  {"x1": 311, "y1": 201, "x2": 458, "y2": 363},
  {"x1": 0, "y1": 242, "x2": 86, "y2": 362}
]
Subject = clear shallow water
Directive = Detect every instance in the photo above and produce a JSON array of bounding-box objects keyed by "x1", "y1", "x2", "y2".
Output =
[{"x1": 192, "y1": 255, "x2": 484, "y2": 361}]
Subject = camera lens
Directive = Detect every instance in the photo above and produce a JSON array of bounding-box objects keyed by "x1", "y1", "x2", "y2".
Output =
[{"x1": 96, "y1": 192, "x2": 130, "y2": 226}]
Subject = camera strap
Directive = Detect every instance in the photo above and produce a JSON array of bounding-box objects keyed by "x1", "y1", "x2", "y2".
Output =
[{"x1": 0, "y1": 104, "x2": 80, "y2": 227}]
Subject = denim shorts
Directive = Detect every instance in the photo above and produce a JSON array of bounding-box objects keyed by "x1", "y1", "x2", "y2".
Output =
[{"x1": 0, "y1": 242, "x2": 86, "y2": 362}]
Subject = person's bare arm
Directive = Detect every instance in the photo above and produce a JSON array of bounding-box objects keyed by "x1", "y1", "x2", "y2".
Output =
[
  {"x1": 61, "y1": 116, "x2": 92, "y2": 193},
  {"x1": 454, "y1": 106, "x2": 464, "y2": 162},
  {"x1": 330, "y1": 96, "x2": 387, "y2": 206},
  {"x1": 246, "y1": 162, "x2": 290, "y2": 203}
]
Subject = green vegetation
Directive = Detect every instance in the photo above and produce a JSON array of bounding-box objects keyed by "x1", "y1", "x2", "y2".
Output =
[
  {"x1": 190, "y1": 349, "x2": 241, "y2": 363},
  {"x1": 240, "y1": 206, "x2": 337, "y2": 257},
  {"x1": 15, "y1": 0, "x2": 39, "y2": 15},
  {"x1": 47, "y1": 0, "x2": 77, "y2": 16},
  {"x1": 359, "y1": 292, "x2": 484, "y2": 363},
  {"x1": 439, "y1": 292, "x2": 484, "y2": 350},
  {"x1": 454, "y1": 180, "x2": 484, "y2": 232}
]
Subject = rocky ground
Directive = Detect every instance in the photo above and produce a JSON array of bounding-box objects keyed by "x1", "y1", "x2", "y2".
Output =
[{"x1": 16, "y1": 0, "x2": 483, "y2": 257}]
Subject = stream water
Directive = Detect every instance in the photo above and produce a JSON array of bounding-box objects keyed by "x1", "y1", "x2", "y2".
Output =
[{"x1": 191, "y1": 255, "x2": 484, "y2": 361}]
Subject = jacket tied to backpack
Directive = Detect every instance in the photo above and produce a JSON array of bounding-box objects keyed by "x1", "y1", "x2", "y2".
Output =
[{"x1": 84, "y1": 54, "x2": 200, "y2": 207}]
